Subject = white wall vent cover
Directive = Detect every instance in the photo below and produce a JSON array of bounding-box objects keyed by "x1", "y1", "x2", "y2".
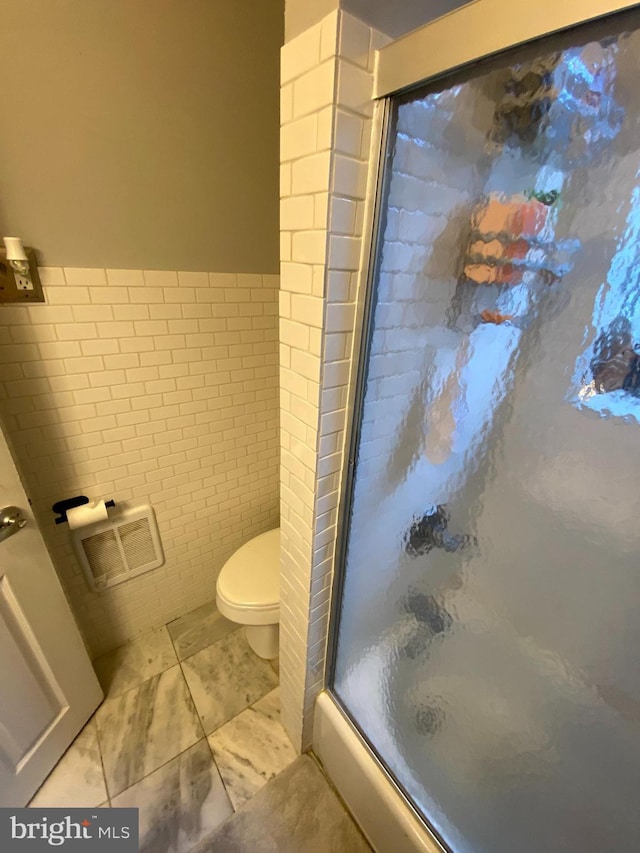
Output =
[{"x1": 72, "y1": 501, "x2": 164, "y2": 591}]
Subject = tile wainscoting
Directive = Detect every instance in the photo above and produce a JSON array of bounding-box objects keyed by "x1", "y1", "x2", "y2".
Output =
[{"x1": 0, "y1": 267, "x2": 279, "y2": 656}]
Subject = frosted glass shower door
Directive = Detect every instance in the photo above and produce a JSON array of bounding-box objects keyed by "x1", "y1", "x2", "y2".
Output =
[{"x1": 331, "y1": 8, "x2": 640, "y2": 853}]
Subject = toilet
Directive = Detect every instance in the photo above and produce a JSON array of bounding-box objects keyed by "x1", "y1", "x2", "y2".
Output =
[{"x1": 215, "y1": 527, "x2": 280, "y2": 659}]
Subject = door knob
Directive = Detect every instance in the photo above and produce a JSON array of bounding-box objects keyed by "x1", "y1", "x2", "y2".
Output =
[{"x1": 0, "y1": 506, "x2": 27, "y2": 543}]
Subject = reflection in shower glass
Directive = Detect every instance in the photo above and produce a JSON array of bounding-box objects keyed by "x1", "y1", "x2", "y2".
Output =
[
  {"x1": 332, "y1": 14, "x2": 640, "y2": 853},
  {"x1": 571, "y1": 177, "x2": 640, "y2": 419}
]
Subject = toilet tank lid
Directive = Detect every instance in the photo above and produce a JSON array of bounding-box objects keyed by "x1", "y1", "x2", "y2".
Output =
[{"x1": 217, "y1": 528, "x2": 280, "y2": 608}]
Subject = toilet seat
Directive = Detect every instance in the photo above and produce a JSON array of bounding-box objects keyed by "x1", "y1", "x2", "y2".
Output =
[{"x1": 216, "y1": 528, "x2": 280, "y2": 626}]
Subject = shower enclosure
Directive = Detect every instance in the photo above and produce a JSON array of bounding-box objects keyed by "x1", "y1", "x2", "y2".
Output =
[{"x1": 324, "y1": 3, "x2": 640, "y2": 851}]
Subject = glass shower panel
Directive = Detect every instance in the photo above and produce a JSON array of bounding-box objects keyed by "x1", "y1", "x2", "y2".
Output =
[{"x1": 332, "y1": 15, "x2": 640, "y2": 853}]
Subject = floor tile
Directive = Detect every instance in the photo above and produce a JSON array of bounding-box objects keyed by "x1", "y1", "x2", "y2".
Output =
[
  {"x1": 29, "y1": 718, "x2": 107, "y2": 808},
  {"x1": 96, "y1": 664, "x2": 202, "y2": 797},
  {"x1": 193, "y1": 755, "x2": 373, "y2": 853},
  {"x1": 112, "y1": 740, "x2": 232, "y2": 853},
  {"x1": 181, "y1": 629, "x2": 278, "y2": 735},
  {"x1": 93, "y1": 626, "x2": 178, "y2": 698},
  {"x1": 207, "y1": 688, "x2": 296, "y2": 809},
  {"x1": 168, "y1": 601, "x2": 237, "y2": 661}
]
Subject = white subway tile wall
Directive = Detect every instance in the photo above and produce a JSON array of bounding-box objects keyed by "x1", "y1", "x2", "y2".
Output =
[
  {"x1": 0, "y1": 269, "x2": 280, "y2": 657},
  {"x1": 279, "y1": 10, "x2": 387, "y2": 750}
]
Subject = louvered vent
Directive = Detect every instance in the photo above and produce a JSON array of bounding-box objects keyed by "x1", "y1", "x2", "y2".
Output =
[{"x1": 72, "y1": 502, "x2": 164, "y2": 591}]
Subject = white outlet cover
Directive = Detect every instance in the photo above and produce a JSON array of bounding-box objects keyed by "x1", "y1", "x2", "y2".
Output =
[{"x1": 15, "y1": 274, "x2": 33, "y2": 291}]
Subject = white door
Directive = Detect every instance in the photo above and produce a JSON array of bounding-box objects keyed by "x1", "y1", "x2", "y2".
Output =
[{"x1": 0, "y1": 420, "x2": 102, "y2": 807}]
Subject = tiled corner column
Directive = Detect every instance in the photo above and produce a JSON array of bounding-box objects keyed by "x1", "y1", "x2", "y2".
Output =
[{"x1": 279, "y1": 9, "x2": 386, "y2": 750}]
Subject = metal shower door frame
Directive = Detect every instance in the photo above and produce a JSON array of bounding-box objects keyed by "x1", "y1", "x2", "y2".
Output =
[{"x1": 324, "y1": 0, "x2": 640, "y2": 848}]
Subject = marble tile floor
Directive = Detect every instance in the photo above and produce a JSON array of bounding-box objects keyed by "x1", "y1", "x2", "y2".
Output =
[
  {"x1": 195, "y1": 755, "x2": 373, "y2": 853},
  {"x1": 28, "y1": 601, "x2": 305, "y2": 852}
]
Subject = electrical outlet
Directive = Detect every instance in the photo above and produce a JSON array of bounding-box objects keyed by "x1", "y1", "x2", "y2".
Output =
[
  {"x1": 14, "y1": 272, "x2": 34, "y2": 291},
  {"x1": 0, "y1": 247, "x2": 44, "y2": 302}
]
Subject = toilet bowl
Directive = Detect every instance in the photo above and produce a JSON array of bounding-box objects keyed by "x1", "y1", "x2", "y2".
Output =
[{"x1": 215, "y1": 527, "x2": 280, "y2": 659}]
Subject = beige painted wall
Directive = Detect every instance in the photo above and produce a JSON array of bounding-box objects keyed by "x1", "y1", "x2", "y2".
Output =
[
  {"x1": 0, "y1": 0, "x2": 283, "y2": 273},
  {"x1": 284, "y1": 0, "x2": 338, "y2": 40}
]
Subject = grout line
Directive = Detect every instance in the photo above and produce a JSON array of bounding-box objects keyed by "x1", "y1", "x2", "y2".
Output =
[
  {"x1": 179, "y1": 624, "x2": 244, "y2": 666},
  {"x1": 96, "y1": 643, "x2": 202, "y2": 799},
  {"x1": 110, "y1": 737, "x2": 210, "y2": 803},
  {"x1": 203, "y1": 736, "x2": 236, "y2": 814},
  {"x1": 178, "y1": 655, "x2": 207, "y2": 741},
  {"x1": 91, "y1": 712, "x2": 114, "y2": 805},
  {"x1": 205, "y1": 696, "x2": 294, "y2": 816},
  {"x1": 179, "y1": 635, "x2": 280, "y2": 744},
  {"x1": 163, "y1": 614, "x2": 211, "y2": 744},
  {"x1": 94, "y1": 626, "x2": 179, "y2": 703},
  {"x1": 165, "y1": 617, "x2": 181, "y2": 658},
  {"x1": 97, "y1": 608, "x2": 277, "y2": 808},
  {"x1": 114, "y1": 608, "x2": 236, "y2": 811},
  {"x1": 96, "y1": 659, "x2": 180, "y2": 704}
]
